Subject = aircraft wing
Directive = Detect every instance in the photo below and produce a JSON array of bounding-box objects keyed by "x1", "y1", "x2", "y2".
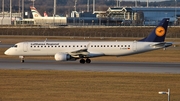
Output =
[
  {"x1": 71, "y1": 48, "x2": 88, "y2": 53},
  {"x1": 69, "y1": 48, "x2": 90, "y2": 58},
  {"x1": 69, "y1": 43, "x2": 91, "y2": 58}
]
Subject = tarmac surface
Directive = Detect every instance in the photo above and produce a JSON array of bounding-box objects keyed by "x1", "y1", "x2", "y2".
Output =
[
  {"x1": 0, "y1": 59, "x2": 180, "y2": 74},
  {"x1": 0, "y1": 44, "x2": 13, "y2": 48}
]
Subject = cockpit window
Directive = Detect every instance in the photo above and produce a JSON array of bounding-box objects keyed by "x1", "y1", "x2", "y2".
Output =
[{"x1": 12, "y1": 45, "x2": 18, "y2": 48}]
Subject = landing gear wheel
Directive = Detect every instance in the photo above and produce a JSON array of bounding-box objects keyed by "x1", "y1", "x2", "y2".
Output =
[
  {"x1": 86, "y1": 58, "x2": 91, "y2": 63},
  {"x1": 21, "y1": 59, "x2": 24, "y2": 63},
  {"x1": 80, "y1": 59, "x2": 85, "y2": 64},
  {"x1": 19, "y1": 56, "x2": 25, "y2": 63}
]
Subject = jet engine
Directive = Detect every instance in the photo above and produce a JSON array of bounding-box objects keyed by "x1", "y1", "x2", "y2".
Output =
[{"x1": 54, "y1": 53, "x2": 72, "y2": 61}]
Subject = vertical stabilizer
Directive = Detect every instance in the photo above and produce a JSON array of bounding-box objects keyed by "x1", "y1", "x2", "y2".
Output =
[
  {"x1": 139, "y1": 18, "x2": 169, "y2": 42},
  {"x1": 30, "y1": 6, "x2": 42, "y2": 18}
]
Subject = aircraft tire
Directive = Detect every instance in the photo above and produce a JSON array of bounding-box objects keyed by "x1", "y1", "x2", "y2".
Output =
[
  {"x1": 80, "y1": 59, "x2": 85, "y2": 64},
  {"x1": 86, "y1": 58, "x2": 91, "y2": 63}
]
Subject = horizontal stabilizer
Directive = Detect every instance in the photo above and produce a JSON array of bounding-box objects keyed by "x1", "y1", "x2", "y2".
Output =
[{"x1": 151, "y1": 42, "x2": 172, "y2": 48}]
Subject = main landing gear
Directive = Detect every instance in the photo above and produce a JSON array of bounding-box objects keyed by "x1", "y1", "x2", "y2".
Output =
[
  {"x1": 19, "y1": 56, "x2": 25, "y2": 63},
  {"x1": 80, "y1": 58, "x2": 91, "y2": 64}
]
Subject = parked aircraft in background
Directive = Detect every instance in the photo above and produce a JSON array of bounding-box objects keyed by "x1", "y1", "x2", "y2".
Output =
[
  {"x1": 4, "y1": 18, "x2": 172, "y2": 64},
  {"x1": 30, "y1": 6, "x2": 67, "y2": 25}
]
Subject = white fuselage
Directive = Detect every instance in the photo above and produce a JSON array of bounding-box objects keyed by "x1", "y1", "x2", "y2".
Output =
[
  {"x1": 34, "y1": 17, "x2": 67, "y2": 25},
  {"x1": 4, "y1": 41, "x2": 164, "y2": 57}
]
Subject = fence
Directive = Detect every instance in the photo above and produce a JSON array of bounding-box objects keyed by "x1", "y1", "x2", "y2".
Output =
[{"x1": 0, "y1": 26, "x2": 179, "y2": 38}]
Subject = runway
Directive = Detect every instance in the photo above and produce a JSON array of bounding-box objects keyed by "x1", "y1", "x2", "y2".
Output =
[
  {"x1": 0, "y1": 59, "x2": 180, "y2": 73},
  {"x1": 0, "y1": 44, "x2": 13, "y2": 48}
]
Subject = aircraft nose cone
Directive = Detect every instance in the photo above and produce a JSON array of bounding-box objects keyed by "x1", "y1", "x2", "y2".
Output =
[{"x1": 4, "y1": 50, "x2": 9, "y2": 55}]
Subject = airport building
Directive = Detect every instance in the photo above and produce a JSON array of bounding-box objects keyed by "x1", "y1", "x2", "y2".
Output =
[
  {"x1": 95, "y1": 7, "x2": 144, "y2": 26},
  {"x1": 95, "y1": 7, "x2": 180, "y2": 26},
  {"x1": 1, "y1": 7, "x2": 180, "y2": 26},
  {"x1": 70, "y1": 7, "x2": 180, "y2": 26},
  {"x1": 132, "y1": 7, "x2": 180, "y2": 25},
  {"x1": 0, "y1": 12, "x2": 22, "y2": 25}
]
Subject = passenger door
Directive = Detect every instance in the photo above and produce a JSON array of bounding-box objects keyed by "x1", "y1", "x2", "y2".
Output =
[
  {"x1": 133, "y1": 41, "x2": 137, "y2": 51},
  {"x1": 23, "y1": 42, "x2": 28, "y2": 52}
]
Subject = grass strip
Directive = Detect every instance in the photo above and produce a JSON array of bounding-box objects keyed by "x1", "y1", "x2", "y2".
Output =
[{"x1": 0, "y1": 70, "x2": 180, "y2": 101}]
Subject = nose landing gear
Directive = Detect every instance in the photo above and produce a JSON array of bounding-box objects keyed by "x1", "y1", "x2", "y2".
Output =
[{"x1": 19, "y1": 56, "x2": 25, "y2": 63}]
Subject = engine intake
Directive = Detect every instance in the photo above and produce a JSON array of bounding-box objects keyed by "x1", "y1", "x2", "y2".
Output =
[{"x1": 54, "y1": 53, "x2": 72, "y2": 61}]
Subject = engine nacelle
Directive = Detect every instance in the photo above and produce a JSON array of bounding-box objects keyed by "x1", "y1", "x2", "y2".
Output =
[{"x1": 54, "y1": 53, "x2": 72, "y2": 61}]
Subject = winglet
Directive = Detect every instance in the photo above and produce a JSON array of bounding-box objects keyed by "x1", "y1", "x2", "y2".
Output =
[
  {"x1": 139, "y1": 18, "x2": 169, "y2": 42},
  {"x1": 30, "y1": 6, "x2": 42, "y2": 18}
]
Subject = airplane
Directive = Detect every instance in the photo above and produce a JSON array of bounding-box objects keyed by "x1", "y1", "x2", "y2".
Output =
[
  {"x1": 4, "y1": 18, "x2": 172, "y2": 64},
  {"x1": 30, "y1": 6, "x2": 67, "y2": 25}
]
